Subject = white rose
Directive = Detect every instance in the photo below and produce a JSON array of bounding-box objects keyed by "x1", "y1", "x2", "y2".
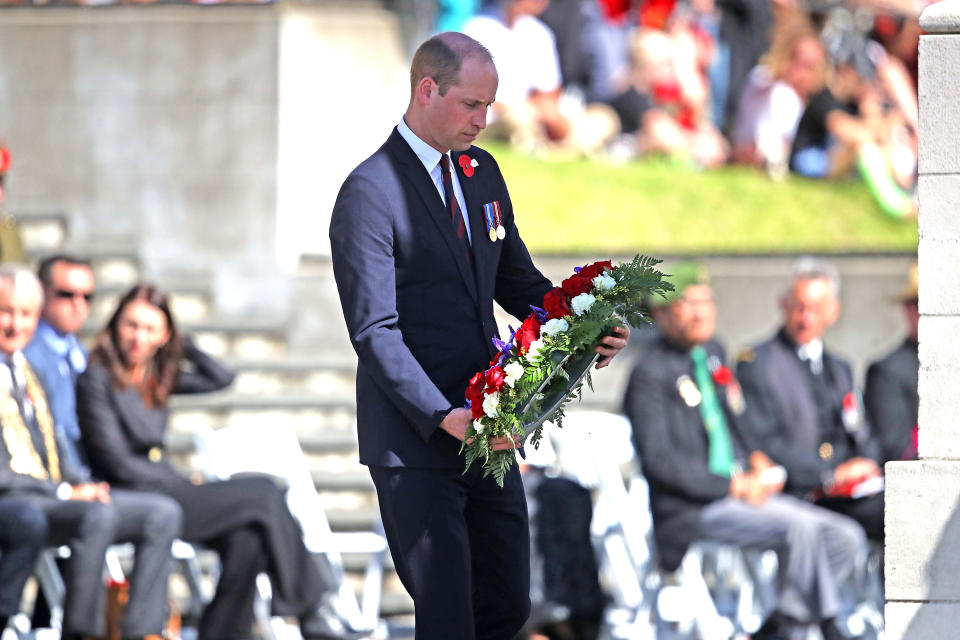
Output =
[
  {"x1": 571, "y1": 293, "x2": 596, "y2": 316},
  {"x1": 526, "y1": 339, "x2": 544, "y2": 360},
  {"x1": 504, "y1": 361, "x2": 525, "y2": 388},
  {"x1": 473, "y1": 419, "x2": 485, "y2": 434},
  {"x1": 482, "y1": 392, "x2": 499, "y2": 418},
  {"x1": 592, "y1": 273, "x2": 616, "y2": 291},
  {"x1": 541, "y1": 318, "x2": 569, "y2": 337}
]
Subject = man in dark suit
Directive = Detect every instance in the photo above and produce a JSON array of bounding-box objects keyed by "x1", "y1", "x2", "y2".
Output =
[
  {"x1": 737, "y1": 257, "x2": 885, "y2": 542},
  {"x1": 329, "y1": 32, "x2": 629, "y2": 640},
  {"x1": 0, "y1": 264, "x2": 181, "y2": 640},
  {"x1": 623, "y1": 263, "x2": 866, "y2": 640},
  {"x1": 865, "y1": 262, "x2": 919, "y2": 463}
]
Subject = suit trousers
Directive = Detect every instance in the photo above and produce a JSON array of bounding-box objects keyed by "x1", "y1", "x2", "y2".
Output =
[
  {"x1": 0, "y1": 499, "x2": 47, "y2": 618},
  {"x1": 815, "y1": 493, "x2": 885, "y2": 543},
  {"x1": 699, "y1": 494, "x2": 867, "y2": 622},
  {"x1": 370, "y1": 464, "x2": 531, "y2": 640},
  {"x1": 23, "y1": 489, "x2": 182, "y2": 637}
]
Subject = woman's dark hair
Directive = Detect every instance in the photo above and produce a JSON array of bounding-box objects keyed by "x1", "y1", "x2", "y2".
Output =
[{"x1": 90, "y1": 283, "x2": 184, "y2": 407}]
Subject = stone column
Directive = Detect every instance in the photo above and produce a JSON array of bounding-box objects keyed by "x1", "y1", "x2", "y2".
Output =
[{"x1": 885, "y1": 1, "x2": 960, "y2": 636}]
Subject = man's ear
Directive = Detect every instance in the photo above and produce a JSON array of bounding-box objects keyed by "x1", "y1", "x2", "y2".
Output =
[{"x1": 416, "y1": 76, "x2": 435, "y2": 106}]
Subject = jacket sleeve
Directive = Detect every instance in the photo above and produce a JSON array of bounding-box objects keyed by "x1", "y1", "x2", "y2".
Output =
[
  {"x1": 736, "y1": 357, "x2": 831, "y2": 491},
  {"x1": 76, "y1": 365, "x2": 187, "y2": 488},
  {"x1": 175, "y1": 341, "x2": 236, "y2": 394},
  {"x1": 330, "y1": 169, "x2": 457, "y2": 442},
  {"x1": 0, "y1": 466, "x2": 58, "y2": 497},
  {"x1": 623, "y1": 363, "x2": 731, "y2": 503}
]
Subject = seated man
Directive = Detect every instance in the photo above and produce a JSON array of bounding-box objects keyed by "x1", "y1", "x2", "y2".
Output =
[
  {"x1": 865, "y1": 262, "x2": 919, "y2": 463},
  {"x1": 0, "y1": 498, "x2": 47, "y2": 632},
  {"x1": 623, "y1": 262, "x2": 866, "y2": 639},
  {"x1": 736, "y1": 257, "x2": 885, "y2": 542},
  {"x1": 0, "y1": 263, "x2": 182, "y2": 640}
]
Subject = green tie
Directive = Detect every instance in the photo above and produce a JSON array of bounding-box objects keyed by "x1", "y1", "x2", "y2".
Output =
[{"x1": 690, "y1": 346, "x2": 736, "y2": 477}]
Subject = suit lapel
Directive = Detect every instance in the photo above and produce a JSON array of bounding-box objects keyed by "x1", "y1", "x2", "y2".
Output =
[
  {"x1": 386, "y1": 130, "x2": 479, "y2": 303},
  {"x1": 452, "y1": 149, "x2": 494, "y2": 300}
]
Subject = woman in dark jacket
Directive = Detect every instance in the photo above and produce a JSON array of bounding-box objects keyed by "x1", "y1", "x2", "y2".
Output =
[{"x1": 75, "y1": 284, "x2": 326, "y2": 640}]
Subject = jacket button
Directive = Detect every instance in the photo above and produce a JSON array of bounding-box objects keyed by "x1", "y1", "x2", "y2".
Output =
[
  {"x1": 818, "y1": 442, "x2": 834, "y2": 461},
  {"x1": 148, "y1": 447, "x2": 163, "y2": 462}
]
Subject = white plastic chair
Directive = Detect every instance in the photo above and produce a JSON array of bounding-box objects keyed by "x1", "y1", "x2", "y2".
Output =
[{"x1": 193, "y1": 423, "x2": 388, "y2": 636}]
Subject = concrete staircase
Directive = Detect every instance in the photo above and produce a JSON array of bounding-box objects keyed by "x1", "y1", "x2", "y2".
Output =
[{"x1": 13, "y1": 211, "x2": 416, "y2": 618}]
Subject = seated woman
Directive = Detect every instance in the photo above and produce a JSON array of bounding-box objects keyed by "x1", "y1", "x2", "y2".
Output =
[{"x1": 75, "y1": 284, "x2": 331, "y2": 640}]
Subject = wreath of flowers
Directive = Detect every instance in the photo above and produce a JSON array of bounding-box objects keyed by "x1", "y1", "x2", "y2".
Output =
[{"x1": 463, "y1": 254, "x2": 673, "y2": 486}]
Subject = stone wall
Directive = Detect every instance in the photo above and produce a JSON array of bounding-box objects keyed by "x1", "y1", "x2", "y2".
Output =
[{"x1": 885, "y1": 1, "x2": 960, "y2": 635}]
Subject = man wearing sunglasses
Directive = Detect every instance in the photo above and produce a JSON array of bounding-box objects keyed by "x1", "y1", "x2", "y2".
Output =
[{"x1": 25, "y1": 255, "x2": 95, "y2": 472}]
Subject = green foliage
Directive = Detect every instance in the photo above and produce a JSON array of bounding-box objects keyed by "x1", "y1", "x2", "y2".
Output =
[{"x1": 485, "y1": 142, "x2": 917, "y2": 254}]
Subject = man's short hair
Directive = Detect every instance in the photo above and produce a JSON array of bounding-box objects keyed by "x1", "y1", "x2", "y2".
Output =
[
  {"x1": 37, "y1": 254, "x2": 92, "y2": 287},
  {"x1": 0, "y1": 263, "x2": 43, "y2": 303},
  {"x1": 789, "y1": 256, "x2": 841, "y2": 297},
  {"x1": 410, "y1": 32, "x2": 493, "y2": 97}
]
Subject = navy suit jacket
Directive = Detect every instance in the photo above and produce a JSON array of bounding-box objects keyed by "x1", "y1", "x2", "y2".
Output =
[{"x1": 330, "y1": 129, "x2": 552, "y2": 469}]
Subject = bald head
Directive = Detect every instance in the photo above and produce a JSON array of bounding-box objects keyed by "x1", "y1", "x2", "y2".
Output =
[{"x1": 410, "y1": 32, "x2": 494, "y2": 99}]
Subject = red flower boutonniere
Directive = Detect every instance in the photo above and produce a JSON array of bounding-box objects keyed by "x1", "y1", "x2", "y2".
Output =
[
  {"x1": 711, "y1": 365, "x2": 733, "y2": 386},
  {"x1": 458, "y1": 154, "x2": 478, "y2": 178}
]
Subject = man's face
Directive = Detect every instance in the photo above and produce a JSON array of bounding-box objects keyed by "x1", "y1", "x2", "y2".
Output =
[
  {"x1": 781, "y1": 277, "x2": 840, "y2": 346},
  {"x1": 657, "y1": 284, "x2": 716, "y2": 348},
  {"x1": 0, "y1": 280, "x2": 41, "y2": 356},
  {"x1": 42, "y1": 262, "x2": 94, "y2": 335},
  {"x1": 420, "y1": 55, "x2": 498, "y2": 153},
  {"x1": 786, "y1": 37, "x2": 825, "y2": 97}
]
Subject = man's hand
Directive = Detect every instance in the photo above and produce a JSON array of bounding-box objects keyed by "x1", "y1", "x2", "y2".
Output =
[
  {"x1": 595, "y1": 325, "x2": 631, "y2": 369},
  {"x1": 440, "y1": 408, "x2": 520, "y2": 451},
  {"x1": 833, "y1": 457, "x2": 881, "y2": 486},
  {"x1": 69, "y1": 482, "x2": 112, "y2": 504},
  {"x1": 730, "y1": 471, "x2": 775, "y2": 506}
]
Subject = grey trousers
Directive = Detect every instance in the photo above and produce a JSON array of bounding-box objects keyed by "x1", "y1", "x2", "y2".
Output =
[
  {"x1": 699, "y1": 493, "x2": 867, "y2": 622},
  {"x1": 25, "y1": 489, "x2": 182, "y2": 637}
]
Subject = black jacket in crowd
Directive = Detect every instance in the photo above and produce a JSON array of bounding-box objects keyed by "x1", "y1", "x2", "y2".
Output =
[
  {"x1": 865, "y1": 338, "x2": 918, "y2": 464},
  {"x1": 735, "y1": 330, "x2": 881, "y2": 496},
  {"x1": 622, "y1": 335, "x2": 748, "y2": 572}
]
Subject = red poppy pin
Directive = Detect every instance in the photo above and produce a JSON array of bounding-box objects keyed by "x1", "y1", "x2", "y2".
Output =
[
  {"x1": 711, "y1": 365, "x2": 733, "y2": 386},
  {"x1": 458, "y1": 154, "x2": 478, "y2": 178}
]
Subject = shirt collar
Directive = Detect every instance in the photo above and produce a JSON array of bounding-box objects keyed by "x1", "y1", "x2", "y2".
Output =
[
  {"x1": 36, "y1": 319, "x2": 73, "y2": 356},
  {"x1": 397, "y1": 116, "x2": 448, "y2": 176},
  {"x1": 796, "y1": 338, "x2": 823, "y2": 363}
]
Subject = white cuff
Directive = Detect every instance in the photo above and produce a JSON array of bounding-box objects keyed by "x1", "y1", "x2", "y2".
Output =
[{"x1": 55, "y1": 482, "x2": 72, "y2": 501}]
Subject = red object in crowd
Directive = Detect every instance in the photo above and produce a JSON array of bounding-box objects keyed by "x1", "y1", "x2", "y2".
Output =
[
  {"x1": 640, "y1": 0, "x2": 677, "y2": 30},
  {"x1": 597, "y1": 0, "x2": 632, "y2": 21},
  {"x1": 711, "y1": 366, "x2": 733, "y2": 387},
  {"x1": 0, "y1": 146, "x2": 10, "y2": 174}
]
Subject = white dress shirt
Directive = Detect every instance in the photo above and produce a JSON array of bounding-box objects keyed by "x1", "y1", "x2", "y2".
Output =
[
  {"x1": 397, "y1": 117, "x2": 472, "y2": 244},
  {"x1": 797, "y1": 338, "x2": 824, "y2": 374}
]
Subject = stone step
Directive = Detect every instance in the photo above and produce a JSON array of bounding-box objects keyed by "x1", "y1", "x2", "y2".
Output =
[
  {"x1": 227, "y1": 357, "x2": 357, "y2": 396},
  {"x1": 9, "y1": 212, "x2": 69, "y2": 253},
  {"x1": 169, "y1": 393, "x2": 355, "y2": 432}
]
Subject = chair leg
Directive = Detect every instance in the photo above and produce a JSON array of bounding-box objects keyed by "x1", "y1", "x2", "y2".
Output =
[{"x1": 34, "y1": 551, "x2": 65, "y2": 634}]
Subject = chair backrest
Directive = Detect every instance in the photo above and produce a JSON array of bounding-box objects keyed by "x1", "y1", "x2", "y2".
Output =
[{"x1": 193, "y1": 423, "x2": 335, "y2": 554}]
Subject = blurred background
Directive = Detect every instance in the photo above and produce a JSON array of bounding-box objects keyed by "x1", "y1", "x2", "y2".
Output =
[{"x1": 0, "y1": 0, "x2": 922, "y2": 636}]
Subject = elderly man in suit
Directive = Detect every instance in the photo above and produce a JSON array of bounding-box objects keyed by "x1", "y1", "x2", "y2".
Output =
[
  {"x1": 329, "y1": 32, "x2": 629, "y2": 639},
  {"x1": 0, "y1": 264, "x2": 181, "y2": 640},
  {"x1": 623, "y1": 262, "x2": 866, "y2": 639},
  {"x1": 736, "y1": 257, "x2": 885, "y2": 542}
]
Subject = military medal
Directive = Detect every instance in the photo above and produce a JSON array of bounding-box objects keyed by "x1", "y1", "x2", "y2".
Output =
[
  {"x1": 676, "y1": 375, "x2": 701, "y2": 407},
  {"x1": 482, "y1": 201, "x2": 504, "y2": 243}
]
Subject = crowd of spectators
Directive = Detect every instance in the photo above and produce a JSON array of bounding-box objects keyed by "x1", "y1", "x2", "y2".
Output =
[{"x1": 439, "y1": 0, "x2": 923, "y2": 218}]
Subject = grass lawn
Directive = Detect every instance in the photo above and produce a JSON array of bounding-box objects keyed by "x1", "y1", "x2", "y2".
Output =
[{"x1": 485, "y1": 142, "x2": 918, "y2": 255}]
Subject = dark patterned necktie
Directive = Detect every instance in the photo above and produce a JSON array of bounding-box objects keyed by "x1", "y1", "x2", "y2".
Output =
[{"x1": 439, "y1": 154, "x2": 473, "y2": 267}]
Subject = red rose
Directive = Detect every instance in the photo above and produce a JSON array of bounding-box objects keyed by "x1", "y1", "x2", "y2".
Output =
[
  {"x1": 711, "y1": 365, "x2": 733, "y2": 386},
  {"x1": 560, "y1": 273, "x2": 592, "y2": 298},
  {"x1": 842, "y1": 392, "x2": 857, "y2": 413},
  {"x1": 466, "y1": 371, "x2": 486, "y2": 419},
  {"x1": 578, "y1": 260, "x2": 613, "y2": 281},
  {"x1": 543, "y1": 287, "x2": 571, "y2": 319},
  {"x1": 515, "y1": 313, "x2": 543, "y2": 355},
  {"x1": 485, "y1": 366, "x2": 506, "y2": 394}
]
